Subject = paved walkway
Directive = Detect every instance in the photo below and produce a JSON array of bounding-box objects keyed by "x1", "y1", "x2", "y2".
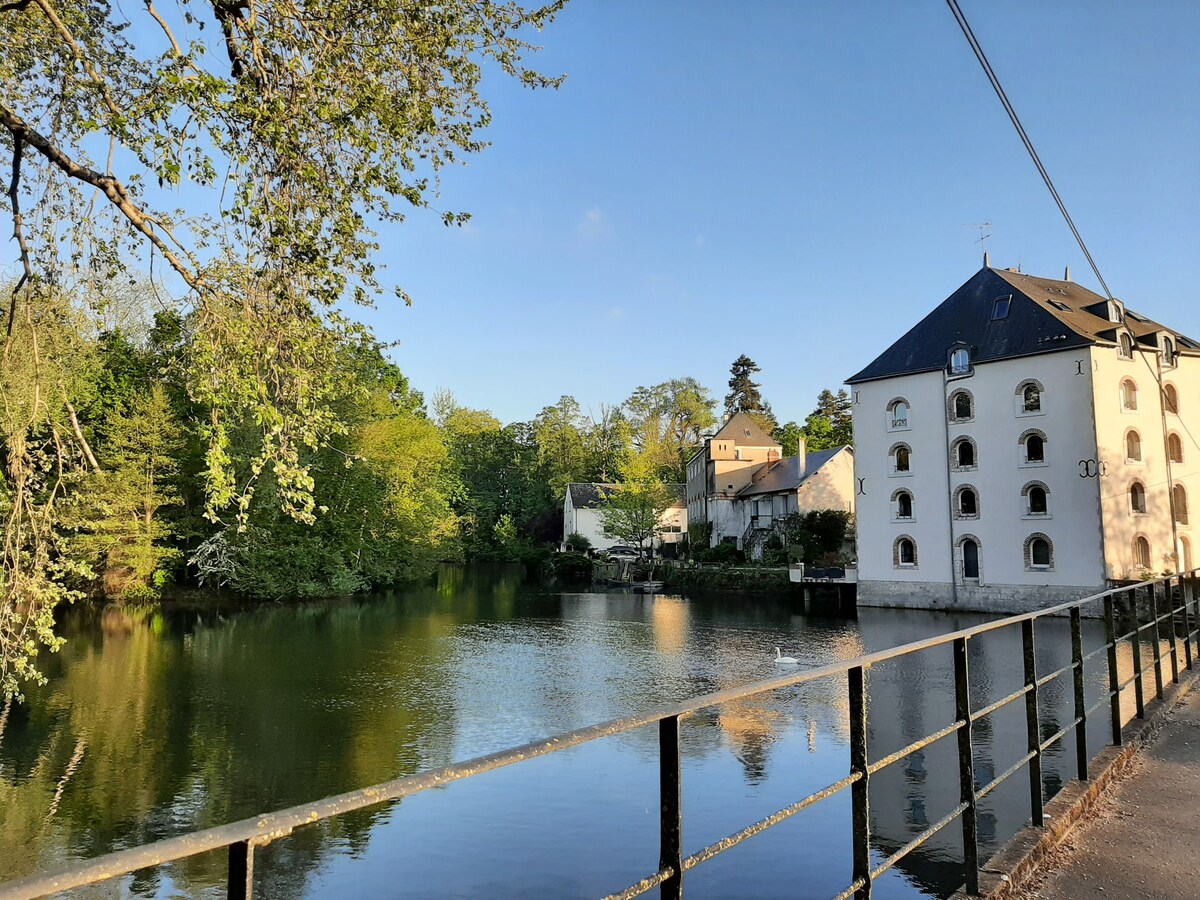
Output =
[{"x1": 1015, "y1": 688, "x2": 1200, "y2": 899}]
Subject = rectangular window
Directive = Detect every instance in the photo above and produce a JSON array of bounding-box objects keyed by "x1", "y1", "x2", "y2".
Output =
[{"x1": 991, "y1": 295, "x2": 1011, "y2": 320}]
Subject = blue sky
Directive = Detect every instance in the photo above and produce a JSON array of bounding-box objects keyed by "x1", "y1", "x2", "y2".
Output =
[{"x1": 98, "y1": 2, "x2": 1200, "y2": 427}]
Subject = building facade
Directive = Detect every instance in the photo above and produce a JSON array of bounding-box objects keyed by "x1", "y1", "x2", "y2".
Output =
[
  {"x1": 847, "y1": 265, "x2": 1200, "y2": 613},
  {"x1": 686, "y1": 412, "x2": 854, "y2": 553},
  {"x1": 563, "y1": 483, "x2": 687, "y2": 553}
]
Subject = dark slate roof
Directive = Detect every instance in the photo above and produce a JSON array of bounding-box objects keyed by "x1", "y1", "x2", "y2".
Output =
[
  {"x1": 567, "y1": 483, "x2": 686, "y2": 509},
  {"x1": 737, "y1": 446, "x2": 850, "y2": 498},
  {"x1": 712, "y1": 411, "x2": 780, "y2": 447},
  {"x1": 846, "y1": 267, "x2": 1197, "y2": 384}
]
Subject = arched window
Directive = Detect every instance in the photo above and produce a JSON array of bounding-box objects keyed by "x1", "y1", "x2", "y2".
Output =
[
  {"x1": 1020, "y1": 429, "x2": 1047, "y2": 464},
  {"x1": 893, "y1": 489, "x2": 914, "y2": 520},
  {"x1": 894, "y1": 535, "x2": 918, "y2": 568},
  {"x1": 1130, "y1": 481, "x2": 1147, "y2": 515},
  {"x1": 1169, "y1": 433, "x2": 1184, "y2": 464},
  {"x1": 1174, "y1": 484, "x2": 1189, "y2": 525},
  {"x1": 1023, "y1": 383, "x2": 1041, "y2": 413},
  {"x1": 891, "y1": 443, "x2": 912, "y2": 474},
  {"x1": 1024, "y1": 482, "x2": 1049, "y2": 516},
  {"x1": 955, "y1": 485, "x2": 979, "y2": 519},
  {"x1": 1025, "y1": 533, "x2": 1053, "y2": 570},
  {"x1": 888, "y1": 398, "x2": 910, "y2": 431},
  {"x1": 952, "y1": 437, "x2": 977, "y2": 469},
  {"x1": 1133, "y1": 535, "x2": 1151, "y2": 569},
  {"x1": 1182, "y1": 535, "x2": 1194, "y2": 572},
  {"x1": 949, "y1": 347, "x2": 971, "y2": 375},
  {"x1": 1119, "y1": 333, "x2": 1134, "y2": 358},
  {"x1": 1164, "y1": 383, "x2": 1179, "y2": 414},
  {"x1": 1121, "y1": 379, "x2": 1138, "y2": 411},
  {"x1": 1125, "y1": 429, "x2": 1142, "y2": 462},
  {"x1": 949, "y1": 390, "x2": 973, "y2": 422}
]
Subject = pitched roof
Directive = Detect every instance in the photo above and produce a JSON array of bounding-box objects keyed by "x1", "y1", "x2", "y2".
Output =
[
  {"x1": 712, "y1": 411, "x2": 780, "y2": 448},
  {"x1": 846, "y1": 267, "x2": 1197, "y2": 385},
  {"x1": 737, "y1": 446, "x2": 851, "y2": 498},
  {"x1": 567, "y1": 482, "x2": 686, "y2": 509}
]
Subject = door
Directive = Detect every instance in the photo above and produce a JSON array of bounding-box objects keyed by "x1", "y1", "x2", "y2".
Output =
[{"x1": 962, "y1": 540, "x2": 980, "y2": 580}]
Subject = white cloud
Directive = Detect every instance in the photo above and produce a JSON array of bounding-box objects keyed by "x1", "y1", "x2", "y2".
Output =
[{"x1": 576, "y1": 207, "x2": 612, "y2": 241}]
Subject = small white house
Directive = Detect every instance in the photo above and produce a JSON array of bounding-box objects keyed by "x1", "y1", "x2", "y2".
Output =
[{"x1": 563, "y1": 483, "x2": 687, "y2": 554}]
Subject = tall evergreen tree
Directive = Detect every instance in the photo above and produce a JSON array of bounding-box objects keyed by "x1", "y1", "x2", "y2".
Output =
[{"x1": 724, "y1": 354, "x2": 776, "y2": 428}]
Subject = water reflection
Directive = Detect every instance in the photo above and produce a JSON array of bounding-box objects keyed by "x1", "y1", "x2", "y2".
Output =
[{"x1": 0, "y1": 571, "x2": 1173, "y2": 899}]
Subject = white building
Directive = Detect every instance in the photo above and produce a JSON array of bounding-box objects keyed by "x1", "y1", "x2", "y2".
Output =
[
  {"x1": 686, "y1": 412, "x2": 855, "y2": 553},
  {"x1": 847, "y1": 264, "x2": 1200, "y2": 613},
  {"x1": 562, "y1": 483, "x2": 687, "y2": 554}
]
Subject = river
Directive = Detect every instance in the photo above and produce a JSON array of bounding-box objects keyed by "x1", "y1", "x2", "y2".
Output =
[{"x1": 0, "y1": 566, "x2": 1134, "y2": 899}]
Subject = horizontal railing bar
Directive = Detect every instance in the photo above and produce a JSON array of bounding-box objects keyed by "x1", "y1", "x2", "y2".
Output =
[
  {"x1": 1082, "y1": 643, "x2": 1111, "y2": 664},
  {"x1": 867, "y1": 720, "x2": 963, "y2": 775},
  {"x1": 3, "y1": 570, "x2": 1196, "y2": 900},
  {"x1": 1038, "y1": 717, "x2": 1082, "y2": 753},
  {"x1": 1036, "y1": 661, "x2": 1076, "y2": 688},
  {"x1": 975, "y1": 750, "x2": 1037, "y2": 801},
  {"x1": 971, "y1": 683, "x2": 1032, "y2": 723},
  {"x1": 870, "y1": 802, "x2": 968, "y2": 880},
  {"x1": 1085, "y1": 696, "x2": 1110, "y2": 718},
  {"x1": 832, "y1": 876, "x2": 868, "y2": 900},
  {"x1": 601, "y1": 867, "x2": 673, "y2": 900},
  {"x1": 676, "y1": 773, "x2": 862, "y2": 873}
]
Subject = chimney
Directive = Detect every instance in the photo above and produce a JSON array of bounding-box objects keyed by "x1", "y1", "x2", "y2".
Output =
[
  {"x1": 1064, "y1": 265, "x2": 1071, "y2": 282},
  {"x1": 983, "y1": 250, "x2": 991, "y2": 268},
  {"x1": 794, "y1": 436, "x2": 807, "y2": 481}
]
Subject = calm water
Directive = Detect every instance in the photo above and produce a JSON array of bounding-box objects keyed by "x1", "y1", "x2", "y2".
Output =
[{"x1": 0, "y1": 567, "x2": 1142, "y2": 898}]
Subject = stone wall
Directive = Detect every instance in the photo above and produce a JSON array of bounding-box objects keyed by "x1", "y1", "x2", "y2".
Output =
[{"x1": 857, "y1": 579, "x2": 1107, "y2": 615}]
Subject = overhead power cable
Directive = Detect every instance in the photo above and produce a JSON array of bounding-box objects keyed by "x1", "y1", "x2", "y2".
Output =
[{"x1": 945, "y1": 0, "x2": 1114, "y2": 301}]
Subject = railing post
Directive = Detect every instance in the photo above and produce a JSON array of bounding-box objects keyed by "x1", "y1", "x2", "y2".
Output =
[
  {"x1": 1150, "y1": 583, "x2": 1166, "y2": 699},
  {"x1": 1021, "y1": 619, "x2": 1044, "y2": 826},
  {"x1": 848, "y1": 665, "x2": 872, "y2": 900},
  {"x1": 227, "y1": 841, "x2": 254, "y2": 900},
  {"x1": 1104, "y1": 595, "x2": 1122, "y2": 745},
  {"x1": 659, "y1": 715, "x2": 683, "y2": 900},
  {"x1": 1130, "y1": 588, "x2": 1146, "y2": 719},
  {"x1": 1182, "y1": 575, "x2": 1194, "y2": 671},
  {"x1": 953, "y1": 638, "x2": 979, "y2": 895},
  {"x1": 1190, "y1": 574, "x2": 1200, "y2": 659},
  {"x1": 1070, "y1": 608, "x2": 1088, "y2": 781},
  {"x1": 1165, "y1": 579, "x2": 1180, "y2": 684}
]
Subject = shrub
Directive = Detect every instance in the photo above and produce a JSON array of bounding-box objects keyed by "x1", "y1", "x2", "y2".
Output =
[
  {"x1": 564, "y1": 532, "x2": 592, "y2": 553},
  {"x1": 551, "y1": 551, "x2": 593, "y2": 582}
]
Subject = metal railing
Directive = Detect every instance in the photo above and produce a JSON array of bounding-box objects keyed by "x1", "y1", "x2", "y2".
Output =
[{"x1": 2, "y1": 571, "x2": 1198, "y2": 900}]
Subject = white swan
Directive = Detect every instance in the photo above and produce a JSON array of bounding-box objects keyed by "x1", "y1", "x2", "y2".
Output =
[{"x1": 775, "y1": 647, "x2": 798, "y2": 664}]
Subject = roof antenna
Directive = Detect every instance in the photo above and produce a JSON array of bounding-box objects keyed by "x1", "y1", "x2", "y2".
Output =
[
  {"x1": 1064, "y1": 265, "x2": 1071, "y2": 282},
  {"x1": 963, "y1": 222, "x2": 992, "y2": 268}
]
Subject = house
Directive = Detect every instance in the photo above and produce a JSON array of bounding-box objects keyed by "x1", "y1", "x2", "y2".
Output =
[
  {"x1": 562, "y1": 483, "x2": 687, "y2": 554},
  {"x1": 736, "y1": 445, "x2": 856, "y2": 559},
  {"x1": 846, "y1": 262, "x2": 1200, "y2": 613},
  {"x1": 686, "y1": 411, "x2": 854, "y2": 552}
]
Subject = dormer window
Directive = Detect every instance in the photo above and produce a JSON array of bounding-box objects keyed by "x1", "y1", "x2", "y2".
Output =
[
  {"x1": 991, "y1": 295, "x2": 1012, "y2": 320},
  {"x1": 949, "y1": 348, "x2": 971, "y2": 376},
  {"x1": 1119, "y1": 333, "x2": 1134, "y2": 358},
  {"x1": 1107, "y1": 302, "x2": 1121, "y2": 323},
  {"x1": 1162, "y1": 335, "x2": 1177, "y2": 368}
]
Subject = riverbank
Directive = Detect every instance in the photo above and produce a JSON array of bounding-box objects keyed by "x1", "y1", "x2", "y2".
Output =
[{"x1": 660, "y1": 562, "x2": 792, "y2": 594}]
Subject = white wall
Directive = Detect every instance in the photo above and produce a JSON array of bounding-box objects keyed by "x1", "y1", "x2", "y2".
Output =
[{"x1": 852, "y1": 348, "x2": 1108, "y2": 611}]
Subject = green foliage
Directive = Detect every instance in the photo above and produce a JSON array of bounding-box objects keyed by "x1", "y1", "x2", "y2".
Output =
[
  {"x1": 623, "y1": 378, "x2": 716, "y2": 483},
  {"x1": 692, "y1": 542, "x2": 745, "y2": 566},
  {"x1": 564, "y1": 532, "x2": 592, "y2": 553},
  {"x1": 774, "y1": 421, "x2": 805, "y2": 457},
  {"x1": 598, "y1": 482, "x2": 673, "y2": 554},
  {"x1": 780, "y1": 510, "x2": 853, "y2": 565},
  {"x1": 550, "y1": 551, "x2": 593, "y2": 583},
  {"x1": 802, "y1": 389, "x2": 853, "y2": 451}
]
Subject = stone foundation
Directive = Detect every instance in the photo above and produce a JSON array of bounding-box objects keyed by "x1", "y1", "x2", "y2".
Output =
[{"x1": 857, "y1": 579, "x2": 1108, "y2": 615}]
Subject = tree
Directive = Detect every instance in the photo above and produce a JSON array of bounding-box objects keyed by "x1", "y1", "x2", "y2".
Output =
[
  {"x1": 724, "y1": 355, "x2": 775, "y2": 426},
  {"x1": 599, "y1": 482, "x2": 673, "y2": 564},
  {"x1": 774, "y1": 421, "x2": 805, "y2": 457},
  {"x1": 623, "y1": 378, "x2": 716, "y2": 483},
  {"x1": 533, "y1": 396, "x2": 588, "y2": 498},
  {"x1": 1, "y1": 0, "x2": 566, "y2": 697},
  {"x1": 803, "y1": 389, "x2": 853, "y2": 451}
]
